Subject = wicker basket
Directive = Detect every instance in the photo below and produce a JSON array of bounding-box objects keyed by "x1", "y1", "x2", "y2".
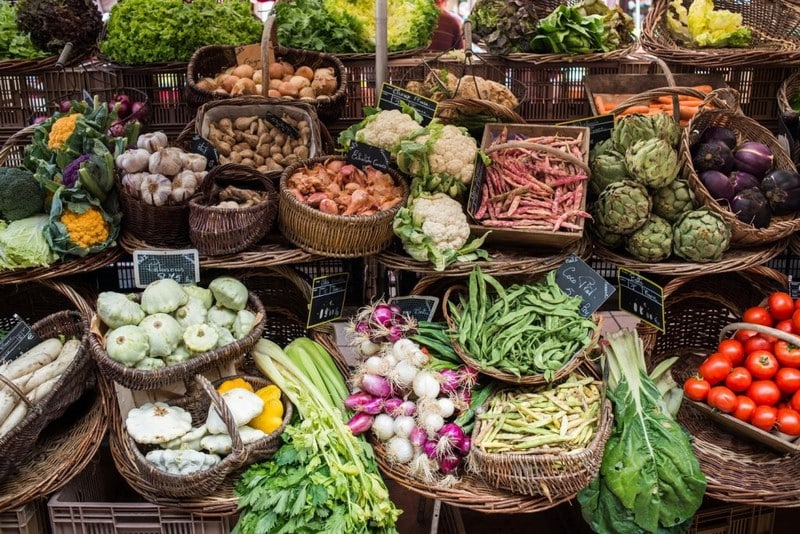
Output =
[
  {"x1": 278, "y1": 156, "x2": 409, "y2": 258},
  {"x1": 635, "y1": 267, "x2": 800, "y2": 506},
  {"x1": 442, "y1": 283, "x2": 601, "y2": 385},
  {"x1": 185, "y1": 17, "x2": 348, "y2": 124},
  {"x1": 681, "y1": 105, "x2": 800, "y2": 246},
  {"x1": 88, "y1": 290, "x2": 266, "y2": 391},
  {"x1": 109, "y1": 373, "x2": 291, "y2": 500},
  {"x1": 777, "y1": 70, "x2": 800, "y2": 164},
  {"x1": 188, "y1": 164, "x2": 278, "y2": 256},
  {"x1": 641, "y1": 0, "x2": 800, "y2": 68},
  {"x1": 0, "y1": 284, "x2": 94, "y2": 484},
  {"x1": 117, "y1": 177, "x2": 191, "y2": 248}
]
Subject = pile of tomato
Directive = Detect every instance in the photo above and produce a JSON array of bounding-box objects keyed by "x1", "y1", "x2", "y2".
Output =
[{"x1": 683, "y1": 291, "x2": 800, "y2": 437}]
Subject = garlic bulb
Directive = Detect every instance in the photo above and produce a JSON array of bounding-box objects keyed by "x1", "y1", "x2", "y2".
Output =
[
  {"x1": 137, "y1": 131, "x2": 169, "y2": 153},
  {"x1": 116, "y1": 148, "x2": 151, "y2": 173},
  {"x1": 140, "y1": 174, "x2": 172, "y2": 206},
  {"x1": 121, "y1": 172, "x2": 146, "y2": 198},
  {"x1": 149, "y1": 147, "x2": 184, "y2": 177},
  {"x1": 180, "y1": 152, "x2": 208, "y2": 173},
  {"x1": 171, "y1": 170, "x2": 198, "y2": 203}
]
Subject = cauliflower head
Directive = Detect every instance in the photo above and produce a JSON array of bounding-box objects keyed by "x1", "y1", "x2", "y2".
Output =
[{"x1": 338, "y1": 109, "x2": 423, "y2": 154}]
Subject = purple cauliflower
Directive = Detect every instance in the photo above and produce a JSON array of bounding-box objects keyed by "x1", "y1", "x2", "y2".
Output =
[{"x1": 62, "y1": 153, "x2": 94, "y2": 188}]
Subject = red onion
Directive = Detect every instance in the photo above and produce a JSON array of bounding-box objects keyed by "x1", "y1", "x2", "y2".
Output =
[
  {"x1": 458, "y1": 436, "x2": 472, "y2": 455},
  {"x1": 422, "y1": 440, "x2": 438, "y2": 459},
  {"x1": 386, "y1": 324, "x2": 405, "y2": 343},
  {"x1": 58, "y1": 99, "x2": 72, "y2": 113},
  {"x1": 438, "y1": 454, "x2": 463, "y2": 474},
  {"x1": 129, "y1": 100, "x2": 148, "y2": 121},
  {"x1": 355, "y1": 321, "x2": 370, "y2": 333},
  {"x1": 345, "y1": 391, "x2": 377, "y2": 411},
  {"x1": 382, "y1": 397, "x2": 403, "y2": 414},
  {"x1": 388, "y1": 303, "x2": 403, "y2": 316},
  {"x1": 371, "y1": 304, "x2": 395, "y2": 327},
  {"x1": 346, "y1": 413, "x2": 374, "y2": 435},
  {"x1": 409, "y1": 427, "x2": 428, "y2": 448},
  {"x1": 113, "y1": 93, "x2": 133, "y2": 118},
  {"x1": 458, "y1": 366, "x2": 479, "y2": 388},
  {"x1": 436, "y1": 423, "x2": 466, "y2": 457},
  {"x1": 439, "y1": 369, "x2": 460, "y2": 393},
  {"x1": 360, "y1": 373, "x2": 393, "y2": 398}
]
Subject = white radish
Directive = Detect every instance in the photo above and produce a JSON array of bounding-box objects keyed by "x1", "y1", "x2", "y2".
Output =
[
  {"x1": 0, "y1": 338, "x2": 62, "y2": 380},
  {"x1": 20, "y1": 339, "x2": 80, "y2": 393},
  {"x1": 0, "y1": 375, "x2": 59, "y2": 437}
]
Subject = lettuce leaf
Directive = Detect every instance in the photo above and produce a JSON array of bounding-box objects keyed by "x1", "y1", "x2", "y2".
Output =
[
  {"x1": 0, "y1": 214, "x2": 57, "y2": 269},
  {"x1": 667, "y1": 0, "x2": 752, "y2": 48}
]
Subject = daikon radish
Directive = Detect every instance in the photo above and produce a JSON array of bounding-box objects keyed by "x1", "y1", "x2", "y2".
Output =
[
  {"x1": 0, "y1": 338, "x2": 63, "y2": 381},
  {"x1": 0, "y1": 375, "x2": 60, "y2": 437}
]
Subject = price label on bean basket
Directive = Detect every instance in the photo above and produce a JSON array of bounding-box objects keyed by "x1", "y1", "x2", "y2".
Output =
[
  {"x1": 0, "y1": 315, "x2": 42, "y2": 363},
  {"x1": 555, "y1": 254, "x2": 616, "y2": 317},
  {"x1": 133, "y1": 249, "x2": 200, "y2": 288},
  {"x1": 389, "y1": 296, "x2": 439, "y2": 322},
  {"x1": 346, "y1": 140, "x2": 391, "y2": 172},
  {"x1": 378, "y1": 83, "x2": 437, "y2": 126},
  {"x1": 557, "y1": 114, "x2": 615, "y2": 149},
  {"x1": 308, "y1": 273, "x2": 349, "y2": 328},
  {"x1": 618, "y1": 268, "x2": 665, "y2": 332},
  {"x1": 190, "y1": 134, "x2": 219, "y2": 170}
]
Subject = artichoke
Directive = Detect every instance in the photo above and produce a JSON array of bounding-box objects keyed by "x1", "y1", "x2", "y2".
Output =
[
  {"x1": 625, "y1": 214, "x2": 673, "y2": 262},
  {"x1": 590, "y1": 149, "x2": 629, "y2": 196},
  {"x1": 469, "y1": 0, "x2": 539, "y2": 54},
  {"x1": 625, "y1": 138, "x2": 680, "y2": 189},
  {"x1": 594, "y1": 180, "x2": 651, "y2": 235},
  {"x1": 652, "y1": 179, "x2": 696, "y2": 222},
  {"x1": 589, "y1": 205, "x2": 625, "y2": 249},
  {"x1": 590, "y1": 138, "x2": 614, "y2": 159},
  {"x1": 611, "y1": 114, "x2": 660, "y2": 153},
  {"x1": 650, "y1": 113, "x2": 682, "y2": 149},
  {"x1": 673, "y1": 208, "x2": 731, "y2": 263}
]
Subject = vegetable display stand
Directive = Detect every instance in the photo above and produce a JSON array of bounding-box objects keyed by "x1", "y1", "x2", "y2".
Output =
[{"x1": 635, "y1": 267, "x2": 800, "y2": 506}]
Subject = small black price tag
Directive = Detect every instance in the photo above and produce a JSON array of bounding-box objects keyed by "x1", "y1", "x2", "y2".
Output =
[
  {"x1": 264, "y1": 112, "x2": 300, "y2": 139},
  {"x1": 133, "y1": 249, "x2": 200, "y2": 288},
  {"x1": 618, "y1": 268, "x2": 665, "y2": 332},
  {"x1": 789, "y1": 277, "x2": 800, "y2": 300},
  {"x1": 308, "y1": 273, "x2": 349, "y2": 328},
  {"x1": 378, "y1": 83, "x2": 437, "y2": 126},
  {"x1": 190, "y1": 134, "x2": 219, "y2": 170},
  {"x1": 555, "y1": 254, "x2": 616, "y2": 317},
  {"x1": 389, "y1": 296, "x2": 439, "y2": 322},
  {"x1": 0, "y1": 315, "x2": 42, "y2": 363},
  {"x1": 346, "y1": 140, "x2": 391, "y2": 172},
  {"x1": 557, "y1": 114, "x2": 615, "y2": 149}
]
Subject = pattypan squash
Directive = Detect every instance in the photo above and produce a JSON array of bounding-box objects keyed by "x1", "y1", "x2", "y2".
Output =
[
  {"x1": 232, "y1": 309, "x2": 257, "y2": 339},
  {"x1": 206, "y1": 387, "x2": 264, "y2": 434},
  {"x1": 127, "y1": 402, "x2": 192, "y2": 445},
  {"x1": 212, "y1": 324, "x2": 235, "y2": 349},
  {"x1": 135, "y1": 357, "x2": 166, "y2": 371},
  {"x1": 218, "y1": 377, "x2": 254, "y2": 395},
  {"x1": 208, "y1": 276, "x2": 249, "y2": 311},
  {"x1": 165, "y1": 344, "x2": 192, "y2": 366},
  {"x1": 106, "y1": 324, "x2": 149, "y2": 367},
  {"x1": 96, "y1": 291, "x2": 145, "y2": 329},
  {"x1": 207, "y1": 305, "x2": 236, "y2": 329},
  {"x1": 162, "y1": 425, "x2": 208, "y2": 451},
  {"x1": 183, "y1": 323, "x2": 219, "y2": 353},
  {"x1": 184, "y1": 285, "x2": 214, "y2": 309},
  {"x1": 145, "y1": 449, "x2": 220, "y2": 475},
  {"x1": 140, "y1": 278, "x2": 188, "y2": 315},
  {"x1": 139, "y1": 313, "x2": 183, "y2": 358},
  {"x1": 175, "y1": 297, "x2": 208, "y2": 329},
  {"x1": 249, "y1": 397, "x2": 284, "y2": 435}
]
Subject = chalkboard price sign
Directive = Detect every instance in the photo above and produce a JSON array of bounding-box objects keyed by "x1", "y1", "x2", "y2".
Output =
[
  {"x1": 389, "y1": 296, "x2": 439, "y2": 322},
  {"x1": 555, "y1": 254, "x2": 616, "y2": 317},
  {"x1": 790, "y1": 276, "x2": 800, "y2": 299},
  {"x1": 0, "y1": 315, "x2": 42, "y2": 363},
  {"x1": 190, "y1": 134, "x2": 219, "y2": 170},
  {"x1": 618, "y1": 268, "x2": 665, "y2": 332},
  {"x1": 308, "y1": 273, "x2": 349, "y2": 328},
  {"x1": 378, "y1": 83, "x2": 437, "y2": 126},
  {"x1": 557, "y1": 114, "x2": 615, "y2": 149},
  {"x1": 133, "y1": 249, "x2": 200, "y2": 288},
  {"x1": 346, "y1": 141, "x2": 391, "y2": 172}
]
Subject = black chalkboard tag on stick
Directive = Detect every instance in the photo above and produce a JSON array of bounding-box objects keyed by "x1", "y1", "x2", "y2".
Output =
[
  {"x1": 618, "y1": 268, "x2": 665, "y2": 332},
  {"x1": 346, "y1": 141, "x2": 391, "y2": 172},
  {"x1": 190, "y1": 134, "x2": 219, "y2": 170},
  {"x1": 133, "y1": 249, "x2": 200, "y2": 288},
  {"x1": 555, "y1": 254, "x2": 616, "y2": 317},
  {"x1": 308, "y1": 273, "x2": 349, "y2": 328},
  {"x1": 0, "y1": 315, "x2": 42, "y2": 363},
  {"x1": 557, "y1": 114, "x2": 615, "y2": 149},
  {"x1": 389, "y1": 296, "x2": 439, "y2": 322},
  {"x1": 378, "y1": 83, "x2": 437, "y2": 126}
]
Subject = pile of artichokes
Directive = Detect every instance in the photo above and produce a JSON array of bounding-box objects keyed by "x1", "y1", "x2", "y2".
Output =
[{"x1": 590, "y1": 114, "x2": 731, "y2": 263}]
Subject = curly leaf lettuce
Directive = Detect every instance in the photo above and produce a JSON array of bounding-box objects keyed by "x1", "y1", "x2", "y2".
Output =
[
  {"x1": 0, "y1": 215, "x2": 57, "y2": 269},
  {"x1": 667, "y1": 0, "x2": 752, "y2": 48},
  {"x1": 0, "y1": 1, "x2": 46, "y2": 60}
]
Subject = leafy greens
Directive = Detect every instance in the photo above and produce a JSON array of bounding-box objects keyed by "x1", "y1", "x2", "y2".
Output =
[
  {"x1": 666, "y1": 0, "x2": 752, "y2": 48},
  {"x1": 0, "y1": 1, "x2": 46, "y2": 60}
]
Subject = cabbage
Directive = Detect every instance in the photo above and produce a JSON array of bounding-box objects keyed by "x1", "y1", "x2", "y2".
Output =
[{"x1": 0, "y1": 214, "x2": 58, "y2": 269}]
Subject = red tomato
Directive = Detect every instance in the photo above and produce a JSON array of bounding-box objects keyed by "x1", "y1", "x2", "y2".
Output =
[
  {"x1": 775, "y1": 341, "x2": 800, "y2": 368},
  {"x1": 744, "y1": 335, "x2": 773, "y2": 356},
  {"x1": 717, "y1": 339, "x2": 745, "y2": 366},
  {"x1": 698, "y1": 353, "x2": 733, "y2": 385},
  {"x1": 743, "y1": 306, "x2": 774, "y2": 327},
  {"x1": 734, "y1": 328, "x2": 759, "y2": 343},
  {"x1": 768, "y1": 292, "x2": 796, "y2": 321},
  {"x1": 777, "y1": 408, "x2": 800, "y2": 436},
  {"x1": 792, "y1": 309, "x2": 800, "y2": 334},
  {"x1": 747, "y1": 380, "x2": 782, "y2": 406},
  {"x1": 776, "y1": 368, "x2": 800, "y2": 395},
  {"x1": 745, "y1": 350, "x2": 779, "y2": 380},
  {"x1": 725, "y1": 367, "x2": 752, "y2": 393},
  {"x1": 707, "y1": 386, "x2": 738, "y2": 413},
  {"x1": 733, "y1": 395, "x2": 756, "y2": 422},
  {"x1": 751, "y1": 405, "x2": 778, "y2": 431},
  {"x1": 684, "y1": 376, "x2": 711, "y2": 402},
  {"x1": 775, "y1": 319, "x2": 796, "y2": 335}
]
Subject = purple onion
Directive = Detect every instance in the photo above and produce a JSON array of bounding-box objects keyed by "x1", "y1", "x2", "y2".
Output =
[
  {"x1": 439, "y1": 369, "x2": 461, "y2": 393},
  {"x1": 395, "y1": 400, "x2": 417, "y2": 417},
  {"x1": 371, "y1": 305, "x2": 395, "y2": 327},
  {"x1": 733, "y1": 141, "x2": 773, "y2": 179},
  {"x1": 438, "y1": 454, "x2": 463, "y2": 474},
  {"x1": 458, "y1": 436, "x2": 472, "y2": 455},
  {"x1": 388, "y1": 304, "x2": 403, "y2": 316},
  {"x1": 58, "y1": 99, "x2": 72, "y2": 113},
  {"x1": 409, "y1": 427, "x2": 428, "y2": 448},
  {"x1": 354, "y1": 321, "x2": 370, "y2": 333},
  {"x1": 361, "y1": 397, "x2": 385, "y2": 415},
  {"x1": 422, "y1": 440, "x2": 438, "y2": 459},
  {"x1": 436, "y1": 423, "x2": 466, "y2": 457},
  {"x1": 344, "y1": 391, "x2": 376, "y2": 411},
  {"x1": 360, "y1": 374, "x2": 393, "y2": 398},
  {"x1": 346, "y1": 413, "x2": 374, "y2": 435},
  {"x1": 106, "y1": 120, "x2": 126, "y2": 138},
  {"x1": 113, "y1": 93, "x2": 133, "y2": 118},
  {"x1": 129, "y1": 101, "x2": 147, "y2": 121},
  {"x1": 459, "y1": 367, "x2": 479, "y2": 388},
  {"x1": 386, "y1": 324, "x2": 404, "y2": 343},
  {"x1": 382, "y1": 397, "x2": 403, "y2": 414}
]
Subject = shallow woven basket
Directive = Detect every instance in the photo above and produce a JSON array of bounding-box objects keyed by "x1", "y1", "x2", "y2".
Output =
[
  {"x1": 0, "y1": 280, "x2": 94, "y2": 484},
  {"x1": 468, "y1": 388, "x2": 612, "y2": 499},
  {"x1": 188, "y1": 164, "x2": 278, "y2": 256},
  {"x1": 777, "y1": 70, "x2": 800, "y2": 164},
  {"x1": 442, "y1": 283, "x2": 601, "y2": 385},
  {"x1": 278, "y1": 156, "x2": 409, "y2": 258},
  {"x1": 682, "y1": 105, "x2": 800, "y2": 246},
  {"x1": 111, "y1": 373, "x2": 291, "y2": 499},
  {"x1": 641, "y1": 0, "x2": 800, "y2": 68},
  {"x1": 185, "y1": 17, "x2": 348, "y2": 123},
  {"x1": 88, "y1": 290, "x2": 266, "y2": 391},
  {"x1": 634, "y1": 267, "x2": 800, "y2": 507}
]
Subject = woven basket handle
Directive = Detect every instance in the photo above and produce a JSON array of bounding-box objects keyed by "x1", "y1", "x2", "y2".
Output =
[
  {"x1": 261, "y1": 17, "x2": 278, "y2": 98},
  {"x1": 441, "y1": 284, "x2": 466, "y2": 330},
  {"x1": 720, "y1": 322, "x2": 800, "y2": 346},
  {"x1": 200, "y1": 163, "x2": 274, "y2": 201},
  {"x1": 484, "y1": 141, "x2": 590, "y2": 174},
  {"x1": 195, "y1": 374, "x2": 245, "y2": 455},
  {"x1": 0, "y1": 373, "x2": 34, "y2": 409},
  {"x1": 700, "y1": 87, "x2": 742, "y2": 114}
]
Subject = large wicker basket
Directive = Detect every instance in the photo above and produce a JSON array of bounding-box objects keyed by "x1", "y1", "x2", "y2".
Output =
[
  {"x1": 635, "y1": 267, "x2": 800, "y2": 507},
  {"x1": 681, "y1": 105, "x2": 800, "y2": 246},
  {"x1": 117, "y1": 178, "x2": 191, "y2": 248},
  {"x1": 278, "y1": 156, "x2": 409, "y2": 258},
  {"x1": 188, "y1": 164, "x2": 278, "y2": 256},
  {"x1": 641, "y1": 0, "x2": 800, "y2": 68}
]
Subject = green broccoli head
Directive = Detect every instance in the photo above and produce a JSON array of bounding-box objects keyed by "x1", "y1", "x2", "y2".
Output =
[{"x1": 0, "y1": 167, "x2": 44, "y2": 221}]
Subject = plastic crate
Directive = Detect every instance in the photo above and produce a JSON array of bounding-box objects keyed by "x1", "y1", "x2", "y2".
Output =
[
  {"x1": 0, "y1": 500, "x2": 49, "y2": 534},
  {"x1": 48, "y1": 451, "x2": 237, "y2": 534}
]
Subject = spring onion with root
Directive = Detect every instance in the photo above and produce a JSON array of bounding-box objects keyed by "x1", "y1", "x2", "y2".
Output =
[
  {"x1": 236, "y1": 337, "x2": 399, "y2": 534},
  {"x1": 346, "y1": 301, "x2": 418, "y2": 356}
]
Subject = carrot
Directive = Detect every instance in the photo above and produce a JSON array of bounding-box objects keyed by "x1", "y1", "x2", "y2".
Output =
[
  {"x1": 692, "y1": 85, "x2": 714, "y2": 94},
  {"x1": 679, "y1": 105, "x2": 701, "y2": 121},
  {"x1": 617, "y1": 105, "x2": 651, "y2": 116},
  {"x1": 594, "y1": 95, "x2": 607, "y2": 114},
  {"x1": 656, "y1": 95, "x2": 705, "y2": 105}
]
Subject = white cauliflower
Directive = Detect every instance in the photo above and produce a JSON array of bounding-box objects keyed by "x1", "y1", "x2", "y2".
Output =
[{"x1": 347, "y1": 109, "x2": 422, "y2": 153}]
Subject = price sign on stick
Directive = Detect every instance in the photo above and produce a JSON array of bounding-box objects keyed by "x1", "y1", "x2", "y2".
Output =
[
  {"x1": 555, "y1": 254, "x2": 616, "y2": 317},
  {"x1": 308, "y1": 273, "x2": 349, "y2": 328},
  {"x1": 378, "y1": 83, "x2": 437, "y2": 126},
  {"x1": 557, "y1": 114, "x2": 615, "y2": 149},
  {"x1": 0, "y1": 315, "x2": 42, "y2": 362},
  {"x1": 389, "y1": 296, "x2": 439, "y2": 322},
  {"x1": 346, "y1": 140, "x2": 391, "y2": 172},
  {"x1": 133, "y1": 249, "x2": 200, "y2": 288},
  {"x1": 618, "y1": 268, "x2": 665, "y2": 332}
]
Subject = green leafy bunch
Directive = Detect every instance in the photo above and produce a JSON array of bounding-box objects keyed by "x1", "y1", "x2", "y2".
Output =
[{"x1": 0, "y1": 0, "x2": 46, "y2": 60}]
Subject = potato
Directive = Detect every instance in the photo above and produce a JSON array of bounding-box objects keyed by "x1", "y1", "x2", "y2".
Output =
[
  {"x1": 295, "y1": 66, "x2": 314, "y2": 81},
  {"x1": 231, "y1": 78, "x2": 257, "y2": 96},
  {"x1": 268, "y1": 62, "x2": 284, "y2": 80},
  {"x1": 280, "y1": 61, "x2": 295, "y2": 77},
  {"x1": 267, "y1": 89, "x2": 282, "y2": 98},
  {"x1": 232, "y1": 64, "x2": 255, "y2": 80},
  {"x1": 219, "y1": 74, "x2": 240, "y2": 93},
  {"x1": 252, "y1": 69, "x2": 263, "y2": 84}
]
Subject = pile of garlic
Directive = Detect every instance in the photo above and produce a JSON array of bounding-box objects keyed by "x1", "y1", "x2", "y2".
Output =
[{"x1": 116, "y1": 131, "x2": 208, "y2": 206}]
